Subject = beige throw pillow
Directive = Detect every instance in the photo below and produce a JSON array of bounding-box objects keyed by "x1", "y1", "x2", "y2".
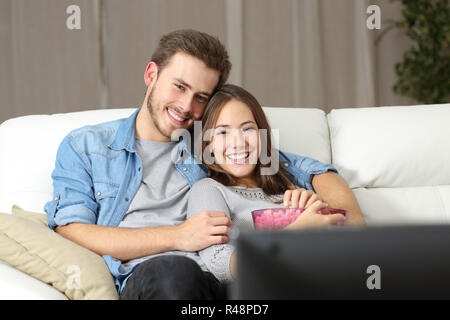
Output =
[{"x1": 0, "y1": 205, "x2": 118, "y2": 300}]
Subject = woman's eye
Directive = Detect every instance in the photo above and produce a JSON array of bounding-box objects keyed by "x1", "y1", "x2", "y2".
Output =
[
  {"x1": 215, "y1": 130, "x2": 227, "y2": 136},
  {"x1": 243, "y1": 127, "x2": 256, "y2": 132},
  {"x1": 197, "y1": 95, "x2": 208, "y2": 103}
]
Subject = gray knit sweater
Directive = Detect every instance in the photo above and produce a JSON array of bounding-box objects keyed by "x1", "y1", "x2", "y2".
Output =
[{"x1": 187, "y1": 178, "x2": 285, "y2": 282}]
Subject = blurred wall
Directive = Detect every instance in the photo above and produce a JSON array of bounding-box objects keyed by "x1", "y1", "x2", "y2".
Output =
[{"x1": 0, "y1": 0, "x2": 417, "y2": 124}]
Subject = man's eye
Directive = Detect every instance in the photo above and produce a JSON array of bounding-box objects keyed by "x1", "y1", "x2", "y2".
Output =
[{"x1": 175, "y1": 84, "x2": 185, "y2": 90}]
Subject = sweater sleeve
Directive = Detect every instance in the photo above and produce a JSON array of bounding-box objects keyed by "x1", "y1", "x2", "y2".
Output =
[{"x1": 187, "y1": 178, "x2": 235, "y2": 282}]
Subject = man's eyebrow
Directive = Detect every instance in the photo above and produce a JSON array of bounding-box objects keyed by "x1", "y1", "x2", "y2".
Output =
[
  {"x1": 215, "y1": 121, "x2": 256, "y2": 129},
  {"x1": 174, "y1": 78, "x2": 212, "y2": 97}
]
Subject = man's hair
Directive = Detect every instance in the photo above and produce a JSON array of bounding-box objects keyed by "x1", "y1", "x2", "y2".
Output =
[{"x1": 151, "y1": 29, "x2": 231, "y2": 90}]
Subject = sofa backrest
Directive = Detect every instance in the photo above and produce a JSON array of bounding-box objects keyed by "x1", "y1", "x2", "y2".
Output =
[
  {"x1": 0, "y1": 107, "x2": 332, "y2": 214},
  {"x1": 1, "y1": 104, "x2": 449, "y2": 226},
  {"x1": 328, "y1": 104, "x2": 450, "y2": 225},
  {"x1": 0, "y1": 108, "x2": 135, "y2": 213}
]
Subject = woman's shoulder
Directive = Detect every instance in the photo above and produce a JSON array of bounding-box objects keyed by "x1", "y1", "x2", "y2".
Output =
[{"x1": 191, "y1": 177, "x2": 227, "y2": 193}]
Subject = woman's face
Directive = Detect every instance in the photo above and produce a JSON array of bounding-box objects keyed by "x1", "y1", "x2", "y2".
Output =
[{"x1": 210, "y1": 99, "x2": 260, "y2": 185}]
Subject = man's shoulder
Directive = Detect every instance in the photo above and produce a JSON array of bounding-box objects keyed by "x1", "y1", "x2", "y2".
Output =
[
  {"x1": 279, "y1": 150, "x2": 337, "y2": 177},
  {"x1": 65, "y1": 118, "x2": 125, "y2": 149}
]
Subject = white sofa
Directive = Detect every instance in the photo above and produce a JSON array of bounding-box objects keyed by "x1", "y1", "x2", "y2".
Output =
[{"x1": 1, "y1": 104, "x2": 449, "y2": 299}]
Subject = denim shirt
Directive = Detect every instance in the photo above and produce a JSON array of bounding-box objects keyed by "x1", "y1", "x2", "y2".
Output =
[{"x1": 44, "y1": 107, "x2": 337, "y2": 293}]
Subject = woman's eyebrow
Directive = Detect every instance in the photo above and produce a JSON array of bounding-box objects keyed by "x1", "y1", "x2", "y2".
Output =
[
  {"x1": 240, "y1": 120, "x2": 256, "y2": 126},
  {"x1": 214, "y1": 124, "x2": 229, "y2": 129},
  {"x1": 215, "y1": 121, "x2": 256, "y2": 129}
]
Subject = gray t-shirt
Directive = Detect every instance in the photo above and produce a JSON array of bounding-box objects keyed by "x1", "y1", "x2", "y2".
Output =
[
  {"x1": 187, "y1": 178, "x2": 285, "y2": 282},
  {"x1": 118, "y1": 138, "x2": 208, "y2": 273}
]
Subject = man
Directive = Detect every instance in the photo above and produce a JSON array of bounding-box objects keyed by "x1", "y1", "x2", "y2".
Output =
[{"x1": 45, "y1": 29, "x2": 365, "y2": 300}]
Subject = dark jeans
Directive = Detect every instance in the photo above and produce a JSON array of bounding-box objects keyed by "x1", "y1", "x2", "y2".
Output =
[{"x1": 120, "y1": 255, "x2": 227, "y2": 300}]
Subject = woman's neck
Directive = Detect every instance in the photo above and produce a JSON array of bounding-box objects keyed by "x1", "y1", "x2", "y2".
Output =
[{"x1": 234, "y1": 175, "x2": 259, "y2": 188}]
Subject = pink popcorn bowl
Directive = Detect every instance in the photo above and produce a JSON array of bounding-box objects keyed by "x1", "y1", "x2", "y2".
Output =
[{"x1": 251, "y1": 207, "x2": 348, "y2": 230}]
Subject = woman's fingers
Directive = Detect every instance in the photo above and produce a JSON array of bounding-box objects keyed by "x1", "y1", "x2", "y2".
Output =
[
  {"x1": 284, "y1": 188, "x2": 323, "y2": 209},
  {"x1": 305, "y1": 193, "x2": 322, "y2": 208},
  {"x1": 283, "y1": 190, "x2": 292, "y2": 207},
  {"x1": 299, "y1": 190, "x2": 315, "y2": 208},
  {"x1": 326, "y1": 213, "x2": 346, "y2": 225},
  {"x1": 303, "y1": 199, "x2": 328, "y2": 215},
  {"x1": 290, "y1": 189, "x2": 302, "y2": 208}
]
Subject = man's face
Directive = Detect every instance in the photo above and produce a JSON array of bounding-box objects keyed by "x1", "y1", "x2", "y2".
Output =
[{"x1": 146, "y1": 52, "x2": 220, "y2": 141}]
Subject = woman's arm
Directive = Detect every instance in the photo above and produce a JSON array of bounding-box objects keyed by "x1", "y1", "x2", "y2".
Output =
[
  {"x1": 187, "y1": 179, "x2": 235, "y2": 281},
  {"x1": 198, "y1": 243, "x2": 236, "y2": 282},
  {"x1": 230, "y1": 250, "x2": 237, "y2": 279}
]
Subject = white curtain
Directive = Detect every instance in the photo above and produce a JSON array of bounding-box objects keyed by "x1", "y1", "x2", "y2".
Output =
[{"x1": 0, "y1": 0, "x2": 416, "y2": 124}]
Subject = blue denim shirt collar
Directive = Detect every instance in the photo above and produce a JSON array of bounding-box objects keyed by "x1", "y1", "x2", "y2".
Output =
[
  {"x1": 108, "y1": 106, "x2": 189, "y2": 161},
  {"x1": 108, "y1": 107, "x2": 140, "y2": 153}
]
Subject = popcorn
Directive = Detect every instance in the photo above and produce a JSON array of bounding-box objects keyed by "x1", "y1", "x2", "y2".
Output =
[{"x1": 252, "y1": 207, "x2": 347, "y2": 230}]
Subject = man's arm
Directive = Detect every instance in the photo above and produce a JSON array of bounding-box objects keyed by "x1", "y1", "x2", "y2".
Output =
[
  {"x1": 56, "y1": 210, "x2": 231, "y2": 262},
  {"x1": 311, "y1": 171, "x2": 366, "y2": 226},
  {"x1": 49, "y1": 135, "x2": 231, "y2": 262},
  {"x1": 56, "y1": 223, "x2": 178, "y2": 261}
]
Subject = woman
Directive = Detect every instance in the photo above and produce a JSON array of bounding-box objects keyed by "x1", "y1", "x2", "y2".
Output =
[{"x1": 187, "y1": 84, "x2": 346, "y2": 283}]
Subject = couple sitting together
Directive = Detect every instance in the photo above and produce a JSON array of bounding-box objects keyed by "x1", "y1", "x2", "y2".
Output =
[{"x1": 45, "y1": 29, "x2": 365, "y2": 299}]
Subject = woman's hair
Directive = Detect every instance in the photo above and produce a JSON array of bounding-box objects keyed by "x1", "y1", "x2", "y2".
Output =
[{"x1": 201, "y1": 84, "x2": 296, "y2": 195}]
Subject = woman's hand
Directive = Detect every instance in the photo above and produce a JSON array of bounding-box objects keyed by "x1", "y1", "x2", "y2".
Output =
[
  {"x1": 283, "y1": 200, "x2": 345, "y2": 230},
  {"x1": 283, "y1": 188, "x2": 322, "y2": 209}
]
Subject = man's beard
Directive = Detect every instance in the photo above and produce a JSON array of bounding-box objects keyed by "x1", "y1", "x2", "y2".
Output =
[
  {"x1": 146, "y1": 85, "x2": 194, "y2": 141},
  {"x1": 146, "y1": 86, "x2": 173, "y2": 140}
]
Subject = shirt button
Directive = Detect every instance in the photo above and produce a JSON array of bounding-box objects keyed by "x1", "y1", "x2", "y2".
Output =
[
  {"x1": 97, "y1": 192, "x2": 101, "y2": 197},
  {"x1": 54, "y1": 196, "x2": 59, "y2": 201},
  {"x1": 284, "y1": 163, "x2": 289, "y2": 167},
  {"x1": 183, "y1": 167, "x2": 187, "y2": 172},
  {"x1": 125, "y1": 197, "x2": 129, "y2": 202}
]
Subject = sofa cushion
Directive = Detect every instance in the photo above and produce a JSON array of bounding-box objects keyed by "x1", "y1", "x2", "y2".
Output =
[
  {"x1": 0, "y1": 205, "x2": 118, "y2": 300},
  {"x1": 353, "y1": 186, "x2": 450, "y2": 225},
  {"x1": 327, "y1": 104, "x2": 450, "y2": 189}
]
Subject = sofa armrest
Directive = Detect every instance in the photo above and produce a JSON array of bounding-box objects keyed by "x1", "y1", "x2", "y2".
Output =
[{"x1": 0, "y1": 260, "x2": 67, "y2": 300}]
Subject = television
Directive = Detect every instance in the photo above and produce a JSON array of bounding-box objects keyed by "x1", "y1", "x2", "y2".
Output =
[{"x1": 233, "y1": 225, "x2": 450, "y2": 299}]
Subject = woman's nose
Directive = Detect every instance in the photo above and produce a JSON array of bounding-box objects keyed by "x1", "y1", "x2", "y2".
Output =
[{"x1": 231, "y1": 130, "x2": 247, "y2": 149}]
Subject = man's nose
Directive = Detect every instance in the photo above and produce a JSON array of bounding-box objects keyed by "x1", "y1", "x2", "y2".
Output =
[{"x1": 178, "y1": 94, "x2": 195, "y2": 115}]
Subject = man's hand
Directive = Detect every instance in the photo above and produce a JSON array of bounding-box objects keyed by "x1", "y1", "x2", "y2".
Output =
[{"x1": 174, "y1": 211, "x2": 232, "y2": 252}]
